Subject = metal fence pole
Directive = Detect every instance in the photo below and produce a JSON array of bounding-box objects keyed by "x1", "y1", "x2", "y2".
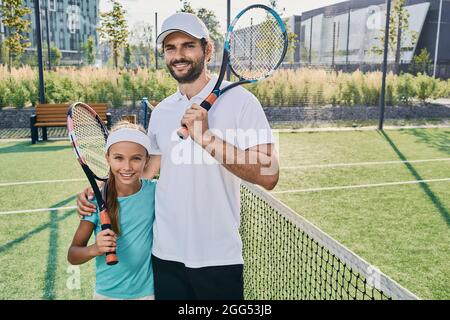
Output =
[
  {"x1": 45, "y1": 3, "x2": 51, "y2": 70},
  {"x1": 309, "y1": 17, "x2": 313, "y2": 64},
  {"x1": 155, "y1": 12, "x2": 158, "y2": 69},
  {"x1": 346, "y1": 7, "x2": 351, "y2": 66},
  {"x1": 433, "y1": 0, "x2": 443, "y2": 78},
  {"x1": 34, "y1": 0, "x2": 45, "y2": 104},
  {"x1": 379, "y1": 0, "x2": 392, "y2": 131}
]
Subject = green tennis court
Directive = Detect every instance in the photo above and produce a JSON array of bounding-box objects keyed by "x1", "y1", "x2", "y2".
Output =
[{"x1": 0, "y1": 127, "x2": 449, "y2": 299}]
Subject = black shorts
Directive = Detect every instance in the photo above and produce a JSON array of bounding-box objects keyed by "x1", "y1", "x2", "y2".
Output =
[{"x1": 152, "y1": 255, "x2": 244, "y2": 300}]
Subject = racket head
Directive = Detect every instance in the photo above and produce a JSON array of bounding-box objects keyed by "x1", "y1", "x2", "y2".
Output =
[
  {"x1": 67, "y1": 102, "x2": 110, "y2": 181},
  {"x1": 226, "y1": 4, "x2": 288, "y2": 81}
]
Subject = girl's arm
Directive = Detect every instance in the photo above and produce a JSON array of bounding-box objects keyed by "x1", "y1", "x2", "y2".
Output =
[{"x1": 67, "y1": 221, "x2": 117, "y2": 265}]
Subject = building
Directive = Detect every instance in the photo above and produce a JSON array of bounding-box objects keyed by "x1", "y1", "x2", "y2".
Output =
[
  {"x1": 294, "y1": 0, "x2": 449, "y2": 68},
  {"x1": 22, "y1": 0, "x2": 99, "y2": 65}
]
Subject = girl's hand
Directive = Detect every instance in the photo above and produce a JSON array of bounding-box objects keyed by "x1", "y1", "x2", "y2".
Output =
[{"x1": 93, "y1": 229, "x2": 117, "y2": 256}]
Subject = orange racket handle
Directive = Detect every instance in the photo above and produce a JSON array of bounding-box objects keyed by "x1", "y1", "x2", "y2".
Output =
[{"x1": 99, "y1": 210, "x2": 119, "y2": 266}]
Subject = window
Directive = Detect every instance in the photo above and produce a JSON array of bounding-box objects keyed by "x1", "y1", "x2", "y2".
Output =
[{"x1": 48, "y1": 0, "x2": 56, "y2": 11}]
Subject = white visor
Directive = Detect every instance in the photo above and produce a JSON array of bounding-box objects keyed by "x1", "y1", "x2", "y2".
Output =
[{"x1": 105, "y1": 128, "x2": 151, "y2": 155}]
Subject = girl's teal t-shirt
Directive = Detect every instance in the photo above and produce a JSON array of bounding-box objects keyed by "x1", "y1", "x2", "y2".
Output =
[{"x1": 83, "y1": 179, "x2": 156, "y2": 299}]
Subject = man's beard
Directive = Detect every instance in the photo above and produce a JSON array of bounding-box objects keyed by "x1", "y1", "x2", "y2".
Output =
[{"x1": 167, "y1": 55, "x2": 205, "y2": 84}]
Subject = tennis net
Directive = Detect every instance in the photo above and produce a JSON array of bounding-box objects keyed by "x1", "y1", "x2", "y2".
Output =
[{"x1": 239, "y1": 182, "x2": 418, "y2": 300}]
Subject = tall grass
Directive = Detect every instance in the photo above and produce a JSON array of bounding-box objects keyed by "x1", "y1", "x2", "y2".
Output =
[
  {"x1": 249, "y1": 68, "x2": 449, "y2": 107},
  {"x1": 0, "y1": 65, "x2": 449, "y2": 109}
]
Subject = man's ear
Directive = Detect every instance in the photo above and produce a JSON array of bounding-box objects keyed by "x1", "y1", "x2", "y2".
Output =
[{"x1": 206, "y1": 41, "x2": 214, "y2": 64}]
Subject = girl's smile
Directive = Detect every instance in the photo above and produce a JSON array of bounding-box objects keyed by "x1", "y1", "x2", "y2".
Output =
[{"x1": 107, "y1": 141, "x2": 149, "y2": 197}]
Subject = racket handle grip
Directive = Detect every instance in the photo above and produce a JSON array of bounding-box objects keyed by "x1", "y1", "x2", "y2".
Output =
[
  {"x1": 177, "y1": 93, "x2": 217, "y2": 140},
  {"x1": 100, "y1": 210, "x2": 119, "y2": 266},
  {"x1": 106, "y1": 252, "x2": 119, "y2": 265},
  {"x1": 177, "y1": 125, "x2": 189, "y2": 140}
]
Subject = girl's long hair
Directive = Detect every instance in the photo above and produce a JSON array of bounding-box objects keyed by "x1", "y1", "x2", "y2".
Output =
[{"x1": 104, "y1": 120, "x2": 148, "y2": 235}]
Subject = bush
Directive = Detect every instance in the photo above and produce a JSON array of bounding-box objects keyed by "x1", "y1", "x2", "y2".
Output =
[
  {"x1": 447, "y1": 80, "x2": 450, "y2": 98},
  {"x1": 386, "y1": 73, "x2": 398, "y2": 106},
  {"x1": 1, "y1": 66, "x2": 450, "y2": 108},
  {"x1": 7, "y1": 79, "x2": 29, "y2": 108},
  {"x1": 340, "y1": 80, "x2": 361, "y2": 106},
  {"x1": 22, "y1": 79, "x2": 39, "y2": 107},
  {"x1": 121, "y1": 72, "x2": 139, "y2": 107},
  {"x1": 110, "y1": 84, "x2": 124, "y2": 108},
  {"x1": 415, "y1": 73, "x2": 439, "y2": 103},
  {"x1": 12, "y1": 84, "x2": 29, "y2": 108},
  {"x1": 396, "y1": 74, "x2": 416, "y2": 105},
  {"x1": 0, "y1": 82, "x2": 11, "y2": 109}
]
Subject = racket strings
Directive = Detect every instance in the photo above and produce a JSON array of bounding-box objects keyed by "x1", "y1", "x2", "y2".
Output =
[
  {"x1": 72, "y1": 106, "x2": 110, "y2": 179},
  {"x1": 230, "y1": 9, "x2": 286, "y2": 80}
]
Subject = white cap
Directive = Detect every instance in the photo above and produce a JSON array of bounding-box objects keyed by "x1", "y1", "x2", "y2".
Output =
[{"x1": 156, "y1": 12, "x2": 209, "y2": 45}]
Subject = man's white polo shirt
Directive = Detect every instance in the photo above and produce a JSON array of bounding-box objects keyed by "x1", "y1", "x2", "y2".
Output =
[{"x1": 148, "y1": 75, "x2": 274, "y2": 268}]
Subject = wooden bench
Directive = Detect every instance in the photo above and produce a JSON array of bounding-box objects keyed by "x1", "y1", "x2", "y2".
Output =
[{"x1": 30, "y1": 103, "x2": 111, "y2": 144}]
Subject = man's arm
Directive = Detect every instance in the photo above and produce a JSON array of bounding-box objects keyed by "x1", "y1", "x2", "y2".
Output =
[
  {"x1": 202, "y1": 132, "x2": 279, "y2": 190},
  {"x1": 181, "y1": 104, "x2": 279, "y2": 190}
]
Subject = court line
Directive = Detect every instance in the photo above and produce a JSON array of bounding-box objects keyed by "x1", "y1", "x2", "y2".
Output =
[
  {"x1": 272, "y1": 124, "x2": 450, "y2": 133},
  {"x1": 0, "y1": 178, "x2": 85, "y2": 187},
  {"x1": 1, "y1": 158, "x2": 448, "y2": 187},
  {"x1": 271, "y1": 178, "x2": 450, "y2": 194},
  {"x1": 282, "y1": 158, "x2": 450, "y2": 170},
  {"x1": 0, "y1": 206, "x2": 77, "y2": 216}
]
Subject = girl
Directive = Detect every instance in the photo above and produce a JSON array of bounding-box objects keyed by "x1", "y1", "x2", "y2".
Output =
[{"x1": 68, "y1": 121, "x2": 156, "y2": 300}]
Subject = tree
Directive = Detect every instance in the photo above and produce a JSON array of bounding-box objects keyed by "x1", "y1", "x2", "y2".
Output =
[
  {"x1": 412, "y1": 48, "x2": 432, "y2": 75},
  {"x1": 179, "y1": 1, "x2": 223, "y2": 64},
  {"x1": 123, "y1": 43, "x2": 131, "y2": 68},
  {"x1": 50, "y1": 43, "x2": 61, "y2": 67},
  {"x1": 372, "y1": 0, "x2": 417, "y2": 74},
  {"x1": 0, "y1": 0, "x2": 32, "y2": 71},
  {"x1": 82, "y1": 36, "x2": 96, "y2": 65},
  {"x1": 1, "y1": 42, "x2": 9, "y2": 65},
  {"x1": 179, "y1": 0, "x2": 195, "y2": 14},
  {"x1": 129, "y1": 21, "x2": 154, "y2": 68},
  {"x1": 42, "y1": 42, "x2": 61, "y2": 67},
  {"x1": 268, "y1": 0, "x2": 298, "y2": 63},
  {"x1": 196, "y1": 8, "x2": 223, "y2": 45},
  {"x1": 97, "y1": 0, "x2": 129, "y2": 69}
]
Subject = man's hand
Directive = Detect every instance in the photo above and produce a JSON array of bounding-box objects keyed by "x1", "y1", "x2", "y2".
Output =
[
  {"x1": 77, "y1": 186, "x2": 97, "y2": 218},
  {"x1": 180, "y1": 104, "x2": 211, "y2": 145},
  {"x1": 92, "y1": 229, "x2": 117, "y2": 256}
]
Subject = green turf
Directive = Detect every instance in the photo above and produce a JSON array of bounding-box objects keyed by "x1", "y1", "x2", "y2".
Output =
[
  {"x1": 0, "y1": 128, "x2": 449, "y2": 299},
  {"x1": 0, "y1": 140, "x2": 95, "y2": 300},
  {"x1": 273, "y1": 128, "x2": 450, "y2": 300}
]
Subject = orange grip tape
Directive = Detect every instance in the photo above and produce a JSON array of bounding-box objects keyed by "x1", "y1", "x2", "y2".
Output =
[
  {"x1": 106, "y1": 254, "x2": 119, "y2": 265},
  {"x1": 99, "y1": 210, "x2": 111, "y2": 226},
  {"x1": 205, "y1": 93, "x2": 217, "y2": 106}
]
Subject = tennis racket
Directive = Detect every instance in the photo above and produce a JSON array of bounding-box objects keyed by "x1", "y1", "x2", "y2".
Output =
[
  {"x1": 67, "y1": 102, "x2": 118, "y2": 266},
  {"x1": 177, "y1": 4, "x2": 288, "y2": 139}
]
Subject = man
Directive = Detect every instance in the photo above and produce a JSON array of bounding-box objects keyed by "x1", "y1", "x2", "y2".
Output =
[{"x1": 77, "y1": 12, "x2": 279, "y2": 300}]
